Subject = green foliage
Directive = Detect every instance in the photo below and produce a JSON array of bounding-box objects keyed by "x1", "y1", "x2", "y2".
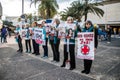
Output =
[
  {"x1": 31, "y1": 0, "x2": 59, "y2": 19},
  {"x1": 3, "y1": 20, "x2": 13, "y2": 27},
  {"x1": 60, "y1": 0, "x2": 104, "y2": 21}
]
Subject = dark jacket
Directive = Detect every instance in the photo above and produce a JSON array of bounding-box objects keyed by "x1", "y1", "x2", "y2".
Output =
[{"x1": 82, "y1": 26, "x2": 98, "y2": 48}]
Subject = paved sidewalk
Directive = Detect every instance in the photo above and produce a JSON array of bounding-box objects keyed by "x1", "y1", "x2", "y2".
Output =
[{"x1": 0, "y1": 36, "x2": 120, "y2": 80}]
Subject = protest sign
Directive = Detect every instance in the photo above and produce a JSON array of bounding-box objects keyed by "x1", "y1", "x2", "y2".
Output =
[
  {"x1": 58, "y1": 27, "x2": 66, "y2": 38},
  {"x1": 77, "y1": 32, "x2": 94, "y2": 60},
  {"x1": 34, "y1": 28, "x2": 45, "y2": 45},
  {"x1": 21, "y1": 29, "x2": 27, "y2": 38}
]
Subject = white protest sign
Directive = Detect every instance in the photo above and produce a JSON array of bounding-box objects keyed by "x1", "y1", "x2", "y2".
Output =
[
  {"x1": 58, "y1": 26, "x2": 66, "y2": 38},
  {"x1": 21, "y1": 29, "x2": 27, "y2": 38},
  {"x1": 77, "y1": 32, "x2": 94, "y2": 60},
  {"x1": 34, "y1": 28, "x2": 45, "y2": 45}
]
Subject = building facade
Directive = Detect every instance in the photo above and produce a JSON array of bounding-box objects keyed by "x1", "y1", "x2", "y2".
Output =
[{"x1": 86, "y1": 1, "x2": 120, "y2": 34}]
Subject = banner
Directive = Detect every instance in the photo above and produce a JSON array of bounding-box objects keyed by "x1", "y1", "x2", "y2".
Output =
[
  {"x1": 34, "y1": 28, "x2": 45, "y2": 45},
  {"x1": 77, "y1": 32, "x2": 94, "y2": 60}
]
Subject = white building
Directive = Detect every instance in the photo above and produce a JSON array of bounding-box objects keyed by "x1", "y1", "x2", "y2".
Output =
[{"x1": 86, "y1": 0, "x2": 120, "y2": 33}]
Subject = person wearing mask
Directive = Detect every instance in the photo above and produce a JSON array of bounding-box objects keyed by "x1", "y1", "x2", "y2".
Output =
[
  {"x1": 61, "y1": 16, "x2": 77, "y2": 70},
  {"x1": 81, "y1": 20, "x2": 98, "y2": 74},
  {"x1": 24, "y1": 24, "x2": 31, "y2": 53}
]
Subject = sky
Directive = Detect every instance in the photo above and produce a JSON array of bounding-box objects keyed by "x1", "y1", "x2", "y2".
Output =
[{"x1": 0, "y1": 0, "x2": 75, "y2": 17}]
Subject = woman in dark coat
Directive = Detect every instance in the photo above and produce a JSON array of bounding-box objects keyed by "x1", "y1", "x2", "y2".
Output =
[{"x1": 81, "y1": 20, "x2": 98, "y2": 74}]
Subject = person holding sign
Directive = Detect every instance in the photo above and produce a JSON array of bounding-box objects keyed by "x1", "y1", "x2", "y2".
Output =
[
  {"x1": 61, "y1": 16, "x2": 77, "y2": 70},
  {"x1": 31, "y1": 22, "x2": 40, "y2": 55},
  {"x1": 53, "y1": 19, "x2": 61, "y2": 62},
  {"x1": 15, "y1": 25, "x2": 23, "y2": 53},
  {"x1": 37, "y1": 20, "x2": 48, "y2": 58},
  {"x1": 49, "y1": 19, "x2": 61, "y2": 62},
  {"x1": 24, "y1": 24, "x2": 31, "y2": 53},
  {"x1": 80, "y1": 20, "x2": 98, "y2": 74}
]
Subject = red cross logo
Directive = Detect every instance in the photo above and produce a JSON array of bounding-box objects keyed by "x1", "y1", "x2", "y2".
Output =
[{"x1": 81, "y1": 45, "x2": 90, "y2": 55}]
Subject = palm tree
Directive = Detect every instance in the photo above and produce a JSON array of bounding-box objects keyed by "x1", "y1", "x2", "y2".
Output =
[
  {"x1": 82, "y1": 0, "x2": 104, "y2": 21},
  {"x1": 60, "y1": 0, "x2": 104, "y2": 21},
  {"x1": 31, "y1": 0, "x2": 59, "y2": 19},
  {"x1": 60, "y1": 1, "x2": 84, "y2": 21}
]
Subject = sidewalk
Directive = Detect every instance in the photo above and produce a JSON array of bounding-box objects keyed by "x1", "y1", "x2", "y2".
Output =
[{"x1": 0, "y1": 36, "x2": 120, "y2": 80}]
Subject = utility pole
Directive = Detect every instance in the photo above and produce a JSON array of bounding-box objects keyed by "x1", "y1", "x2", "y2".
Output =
[{"x1": 22, "y1": 0, "x2": 24, "y2": 14}]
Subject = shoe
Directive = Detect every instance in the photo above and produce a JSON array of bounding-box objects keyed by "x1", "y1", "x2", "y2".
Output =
[
  {"x1": 41, "y1": 56, "x2": 48, "y2": 59},
  {"x1": 35, "y1": 54, "x2": 40, "y2": 56},
  {"x1": 85, "y1": 71, "x2": 90, "y2": 74},
  {"x1": 28, "y1": 51, "x2": 31, "y2": 53},
  {"x1": 32, "y1": 52, "x2": 35, "y2": 54},
  {"x1": 81, "y1": 70, "x2": 86, "y2": 73},
  {"x1": 19, "y1": 51, "x2": 23, "y2": 53},
  {"x1": 25, "y1": 51, "x2": 28, "y2": 53},
  {"x1": 17, "y1": 50, "x2": 20, "y2": 52},
  {"x1": 69, "y1": 68, "x2": 75, "y2": 70},
  {"x1": 60, "y1": 65, "x2": 65, "y2": 67},
  {"x1": 51, "y1": 60, "x2": 56, "y2": 62},
  {"x1": 55, "y1": 61, "x2": 60, "y2": 63}
]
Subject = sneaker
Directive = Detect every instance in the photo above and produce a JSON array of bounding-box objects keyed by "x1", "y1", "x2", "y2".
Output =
[
  {"x1": 44, "y1": 56, "x2": 48, "y2": 59},
  {"x1": 28, "y1": 51, "x2": 31, "y2": 53},
  {"x1": 60, "y1": 65, "x2": 65, "y2": 67}
]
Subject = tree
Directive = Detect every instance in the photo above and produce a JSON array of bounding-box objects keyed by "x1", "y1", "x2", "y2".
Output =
[
  {"x1": 26, "y1": 13, "x2": 33, "y2": 25},
  {"x1": 31, "y1": 0, "x2": 59, "y2": 19},
  {"x1": 60, "y1": 0, "x2": 104, "y2": 21},
  {"x1": 60, "y1": 1, "x2": 84, "y2": 21},
  {"x1": 3, "y1": 21, "x2": 13, "y2": 27},
  {"x1": 83, "y1": 0, "x2": 104, "y2": 21}
]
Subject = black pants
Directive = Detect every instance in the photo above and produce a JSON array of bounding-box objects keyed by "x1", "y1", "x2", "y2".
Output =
[
  {"x1": 50, "y1": 40, "x2": 56, "y2": 60},
  {"x1": 107, "y1": 34, "x2": 111, "y2": 42},
  {"x1": 25, "y1": 39, "x2": 31, "y2": 52},
  {"x1": 42, "y1": 38, "x2": 48, "y2": 57},
  {"x1": 18, "y1": 35, "x2": 23, "y2": 52},
  {"x1": 54, "y1": 39, "x2": 60, "y2": 61},
  {"x1": 1, "y1": 34, "x2": 6, "y2": 43},
  {"x1": 32, "y1": 39, "x2": 40, "y2": 55},
  {"x1": 62, "y1": 44, "x2": 76, "y2": 69},
  {"x1": 83, "y1": 59, "x2": 92, "y2": 72}
]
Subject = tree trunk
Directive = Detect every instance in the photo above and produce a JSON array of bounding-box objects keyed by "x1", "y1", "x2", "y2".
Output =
[
  {"x1": 84, "y1": 13, "x2": 87, "y2": 22},
  {"x1": 46, "y1": 8, "x2": 51, "y2": 19}
]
